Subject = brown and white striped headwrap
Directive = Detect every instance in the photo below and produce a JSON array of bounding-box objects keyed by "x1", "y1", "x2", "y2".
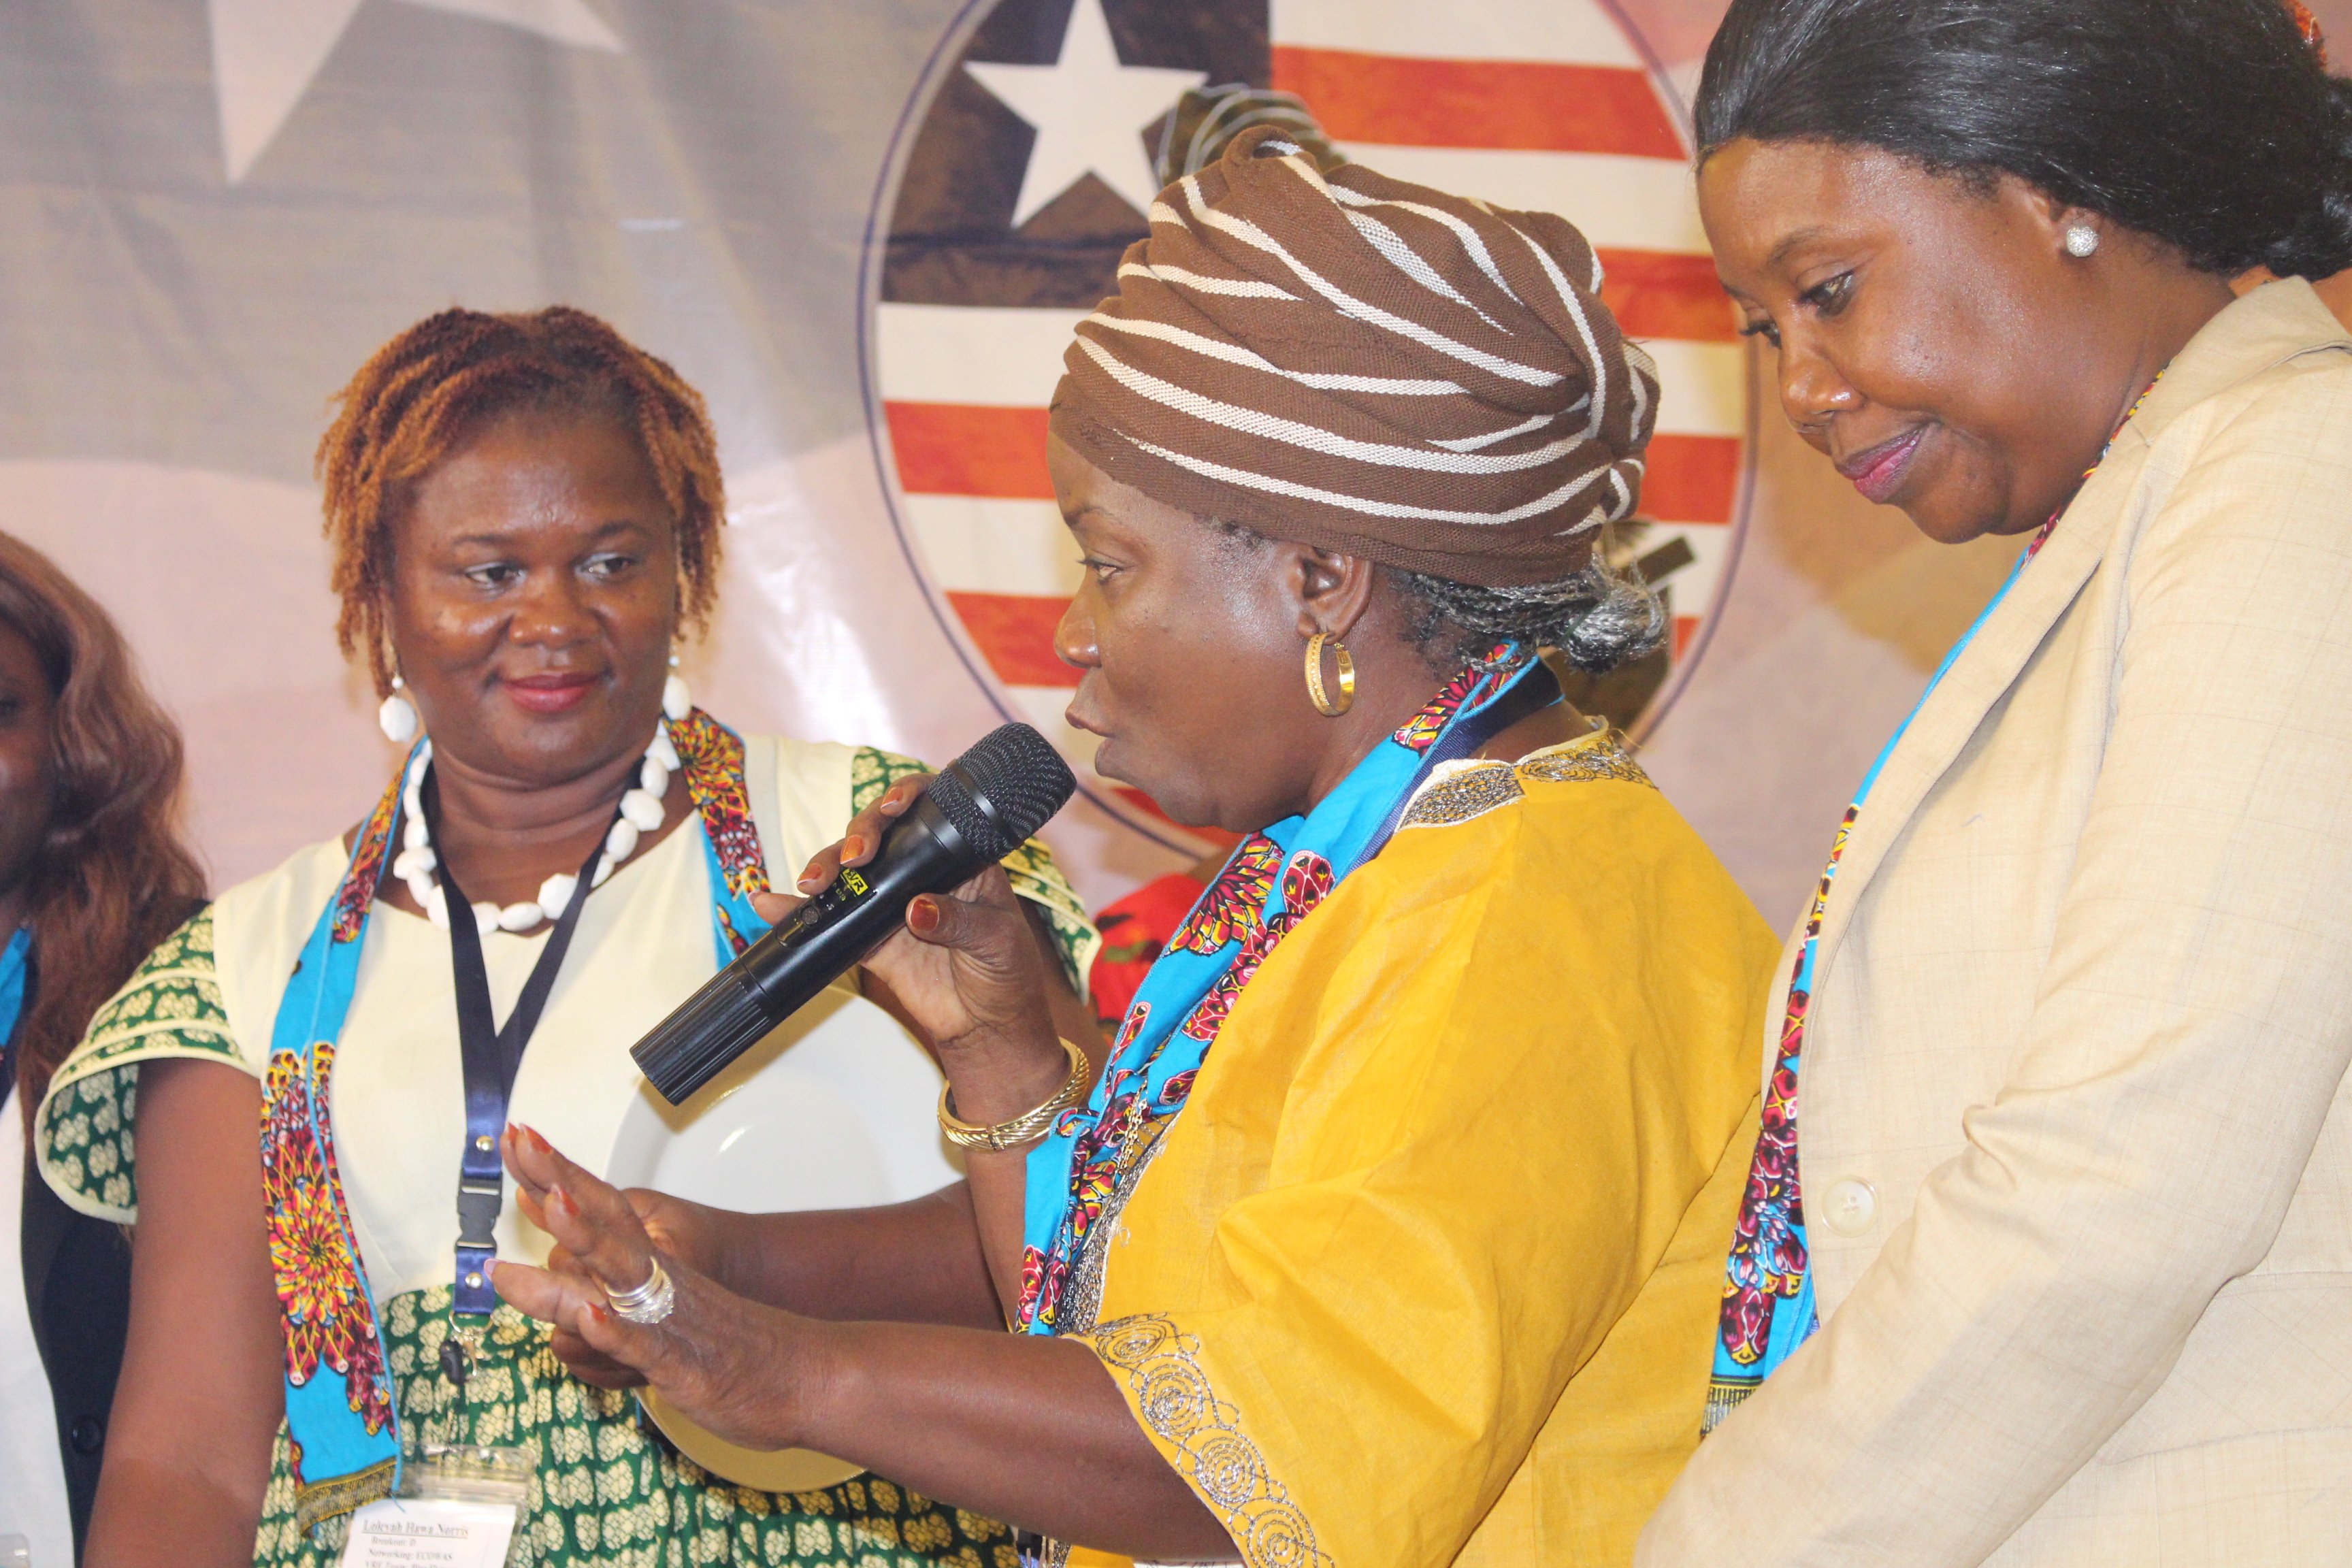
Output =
[{"x1": 1048, "y1": 125, "x2": 1659, "y2": 589}]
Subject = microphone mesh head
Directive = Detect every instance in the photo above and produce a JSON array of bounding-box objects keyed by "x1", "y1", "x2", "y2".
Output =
[{"x1": 931, "y1": 723, "x2": 1076, "y2": 858}]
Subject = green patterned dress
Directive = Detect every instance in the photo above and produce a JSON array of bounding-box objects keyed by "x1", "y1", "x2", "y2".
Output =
[{"x1": 37, "y1": 742, "x2": 1092, "y2": 1567}]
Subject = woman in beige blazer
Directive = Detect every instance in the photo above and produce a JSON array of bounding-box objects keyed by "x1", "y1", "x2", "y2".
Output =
[{"x1": 1639, "y1": 1, "x2": 2352, "y2": 1563}]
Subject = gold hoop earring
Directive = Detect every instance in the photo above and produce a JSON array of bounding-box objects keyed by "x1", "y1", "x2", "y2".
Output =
[{"x1": 1305, "y1": 632, "x2": 1355, "y2": 717}]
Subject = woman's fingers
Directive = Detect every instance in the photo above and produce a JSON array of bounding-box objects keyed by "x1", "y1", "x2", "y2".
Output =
[
  {"x1": 489, "y1": 1256, "x2": 601, "y2": 1328},
  {"x1": 502, "y1": 1249, "x2": 808, "y2": 1452},
  {"x1": 500, "y1": 1122, "x2": 585, "y2": 1206},
  {"x1": 566, "y1": 1299, "x2": 674, "y2": 1379},
  {"x1": 501, "y1": 1125, "x2": 555, "y2": 1208},
  {"x1": 791, "y1": 842, "x2": 843, "y2": 896},
  {"x1": 503, "y1": 1126, "x2": 660, "y2": 1293},
  {"x1": 903, "y1": 867, "x2": 1026, "y2": 964},
  {"x1": 544, "y1": 1242, "x2": 593, "y2": 1283},
  {"x1": 491, "y1": 1261, "x2": 654, "y2": 1389},
  {"x1": 794, "y1": 774, "x2": 934, "y2": 891},
  {"x1": 547, "y1": 1335, "x2": 648, "y2": 1390},
  {"x1": 540, "y1": 1186, "x2": 659, "y2": 1296},
  {"x1": 748, "y1": 889, "x2": 802, "y2": 927}
]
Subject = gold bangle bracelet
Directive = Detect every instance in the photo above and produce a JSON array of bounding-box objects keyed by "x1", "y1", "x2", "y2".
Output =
[{"x1": 937, "y1": 1038, "x2": 1091, "y2": 1153}]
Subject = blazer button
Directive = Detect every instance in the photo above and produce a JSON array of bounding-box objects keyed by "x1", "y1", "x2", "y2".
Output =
[
  {"x1": 1823, "y1": 1178, "x2": 1877, "y2": 1236},
  {"x1": 69, "y1": 1416, "x2": 105, "y2": 1455}
]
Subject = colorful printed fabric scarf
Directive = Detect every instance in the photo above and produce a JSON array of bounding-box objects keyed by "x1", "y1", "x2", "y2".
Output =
[
  {"x1": 1707, "y1": 380, "x2": 2161, "y2": 1430},
  {"x1": 1018, "y1": 647, "x2": 1539, "y2": 1335},
  {"x1": 261, "y1": 710, "x2": 773, "y2": 1529}
]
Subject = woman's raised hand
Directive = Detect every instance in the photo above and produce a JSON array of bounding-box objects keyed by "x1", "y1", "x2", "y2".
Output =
[
  {"x1": 749, "y1": 774, "x2": 1070, "y2": 1120},
  {"x1": 494, "y1": 1124, "x2": 815, "y2": 1447}
]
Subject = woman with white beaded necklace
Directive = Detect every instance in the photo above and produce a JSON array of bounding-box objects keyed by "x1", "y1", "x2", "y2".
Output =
[{"x1": 33, "y1": 307, "x2": 1100, "y2": 1568}]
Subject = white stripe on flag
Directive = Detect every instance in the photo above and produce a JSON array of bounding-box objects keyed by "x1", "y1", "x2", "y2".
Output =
[
  {"x1": 1646, "y1": 341, "x2": 1745, "y2": 438},
  {"x1": 875, "y1": 304, "x2": 1090, "y2": 406},
  {"x1": 1641, "y1": 521, "x2": 1735, "y2": 612},
  {"x1": 1269, "y1": 0, "x2": 1646, "y2": 67},
  {"x1": 1331, "y1": 144, "x2": 1706, "y2": 254},
  {"x1": 903, "y1": 495, "x2": 1078, "y2": 598}
]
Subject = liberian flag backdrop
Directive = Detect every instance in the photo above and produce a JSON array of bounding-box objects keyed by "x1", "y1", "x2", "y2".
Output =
[
  {"x1": 0, "y1": 0, "x2": 2101, "y2": 928},
  {"x1": 866, "y1": 0, "x2": 1749, "y2": 853}
]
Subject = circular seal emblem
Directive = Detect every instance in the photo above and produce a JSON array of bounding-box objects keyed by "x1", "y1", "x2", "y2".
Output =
[{"x1": 862, "y1": 0, "x2": 1751, "y2": 851}]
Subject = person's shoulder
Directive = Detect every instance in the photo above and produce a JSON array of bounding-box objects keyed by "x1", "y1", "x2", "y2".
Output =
[
  {"x1": 76, "y1": 904, "x2": 227, "y2": 1052},
  {"x1": 39, "y1": 902, "x2": 238, "y2": 1222},
  {"x1": 1400, "y1": 728, "x2": 1656, "y2": 820},
  {"x1": 2136, "y1": 320, "x2": 2352, "y2": 571},
  {"x1": 738, "y1": 733, "x2": 924, "y2": 806},
  {"x1": 1382, "y1": 732, "x2": 1700, "y2": 883},
  {"x1": 2215, "y1": 338, "x2": 2352, "y2": 429},
  {"x1": 208, "y1": 836, "x2": 354, "y2": 975},
  {"x1": 1356, "y1": 729, "x2": 1774, "y2": 957},
  {"x1": 845, "y1": 742, "x2": 932, "y2": 811},
  {"x1": 739, "y1": 734, "x2": 925, "y2": 885},
  {"x1": 2173, "y1": 289, "x2": 2352, "y2": 455}
]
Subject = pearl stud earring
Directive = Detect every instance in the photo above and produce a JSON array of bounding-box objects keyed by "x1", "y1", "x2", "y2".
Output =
[{"x1": 2064, "y1": 224, "x2": 2101, "y2": 259}]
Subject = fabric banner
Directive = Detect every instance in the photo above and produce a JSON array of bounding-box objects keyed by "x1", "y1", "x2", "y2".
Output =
[{"x1": 12, "y1": 0, "x2": 2309, "y2": 923}]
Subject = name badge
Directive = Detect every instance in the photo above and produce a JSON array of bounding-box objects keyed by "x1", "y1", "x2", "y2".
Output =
[
  {"x1": 338, "y1": 1444, "x2": 526, "y2": 1568},
  {"x1": 338, "y1": 1501, "x2": 517, "y2": 1568}
]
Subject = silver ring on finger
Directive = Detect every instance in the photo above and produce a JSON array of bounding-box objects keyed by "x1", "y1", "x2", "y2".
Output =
[{"x1": 605, "y1": 1257, "x2": 675, "y2": 1325}]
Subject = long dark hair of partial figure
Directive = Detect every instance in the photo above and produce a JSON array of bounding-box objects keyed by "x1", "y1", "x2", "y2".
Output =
[{"x1": 0, "y1": 532, "x2": 206, "y2": 1132}]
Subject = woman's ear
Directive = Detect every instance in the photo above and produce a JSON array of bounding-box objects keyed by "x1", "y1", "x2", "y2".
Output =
[{"x1": 1290, "y1": 546, "x2": 1378, "y2": 641}]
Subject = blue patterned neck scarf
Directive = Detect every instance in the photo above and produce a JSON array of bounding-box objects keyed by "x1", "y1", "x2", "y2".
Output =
[
  {"x1": 1706, "y1": 372, "x2": 2164, "y2": 1431},
  {"x1": 0, "y1": 928, "x2": 33, "y2": 1094},
  {"x1": 261, "y1": 712, "x2": 775, "y2": 1531},
  {"x1": 1017, "y1": 646, "x2": 1539, "y2": 1334}
]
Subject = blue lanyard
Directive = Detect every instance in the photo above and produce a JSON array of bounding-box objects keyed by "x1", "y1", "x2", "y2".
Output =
[{"x1": 423, "y1": 771, "x2": 610, "y2": 1326}]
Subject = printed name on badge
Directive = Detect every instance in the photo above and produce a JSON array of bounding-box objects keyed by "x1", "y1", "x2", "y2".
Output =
[{"x1": 337, "y1": 1499, "x2": 519, "y2": 1568}]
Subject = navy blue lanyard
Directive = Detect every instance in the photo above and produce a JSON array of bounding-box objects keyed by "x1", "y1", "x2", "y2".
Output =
[
  {"x1": 422, "y1": 772, "x2": 609, "y2": 1320},
  {"x1": 1364, "y1": 657, "x2": 1566, "y2": 862}
]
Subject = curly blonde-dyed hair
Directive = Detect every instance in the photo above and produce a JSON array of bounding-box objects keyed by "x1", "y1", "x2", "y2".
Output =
[{"x1": 317, "y1": 306, "x2": 725, "y2": 695}]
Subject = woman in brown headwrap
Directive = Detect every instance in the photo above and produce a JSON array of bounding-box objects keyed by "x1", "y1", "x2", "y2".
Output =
[{"x1": 489, "y1": 129, "x2": 1780, "y2": 1568}]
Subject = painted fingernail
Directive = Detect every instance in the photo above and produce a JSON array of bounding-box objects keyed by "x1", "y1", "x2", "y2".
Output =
[
  {"x1": 908, "y1": 896, "x2": 938, "y2": 934},
  {"x1": 522, "y1": 1124, "x2": 551, "y2": 1152},
  {"x1": 796, "y1": 874, "x2": 822, "y2": 892},
  {"x1": 549, "y1": 1186, "x2": 574, "y2": 1216},
  {"x1": 843, "y1": 834, "x2": 866, "y2": 861}
]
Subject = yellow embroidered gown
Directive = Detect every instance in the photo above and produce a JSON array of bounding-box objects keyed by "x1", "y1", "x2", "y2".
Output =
[{"x1": 1060, "y1": 732, "x2": 1778, "y2": 1568}]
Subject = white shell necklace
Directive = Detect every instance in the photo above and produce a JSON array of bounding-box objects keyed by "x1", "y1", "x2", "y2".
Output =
[{"x1": 391, "y1": 673, "x2": 691, "y2": 935}]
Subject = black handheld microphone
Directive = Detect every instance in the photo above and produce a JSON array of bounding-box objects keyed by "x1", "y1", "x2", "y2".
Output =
[{"x1": 632, "y1": 723, "x2": 1078, "y2": 1105}]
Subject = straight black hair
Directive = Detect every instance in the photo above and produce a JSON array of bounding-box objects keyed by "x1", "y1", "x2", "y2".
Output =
[{"x1": 1695, "y1": 0, "x2": 2352, "y2": 279}]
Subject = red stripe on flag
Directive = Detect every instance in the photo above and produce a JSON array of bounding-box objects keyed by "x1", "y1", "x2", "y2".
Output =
[
  {"x1": 887, "y1": 402, "x2": 1054, "y2": 499},
  {"x1": 1270, "y1": 46, "x2": 1684, "y2": 159},
  {"x1": 1642, "y1": 434, "x2": 1741, "y2": 524},
  {"x1": 945, "y1": 591, "x2": 1077, "y2": 687},
  {"x1": 1599, "y1": 249, "x2": 1737, "y2": 343},
  {"x1": 886, "y1": 414, "x2": 1740, "y2": 534}
]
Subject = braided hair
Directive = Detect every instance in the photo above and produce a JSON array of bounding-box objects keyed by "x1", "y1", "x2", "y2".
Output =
[{"x1": 317, "y1": 306, "x2": 725, "y2": 695}]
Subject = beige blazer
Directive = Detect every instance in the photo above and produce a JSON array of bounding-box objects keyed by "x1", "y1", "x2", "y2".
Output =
[{"x1": 1638, "y1": 280, "x2": 2352, "y2": 1567}]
